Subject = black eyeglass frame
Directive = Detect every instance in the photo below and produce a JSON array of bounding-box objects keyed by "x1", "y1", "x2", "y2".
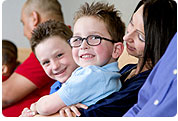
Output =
[{"x1": 68, "y1": 35, "x2": 116, "y2": 47}]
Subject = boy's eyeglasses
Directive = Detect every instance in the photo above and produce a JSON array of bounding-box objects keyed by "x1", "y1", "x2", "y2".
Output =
[{"x1": 68, "y1": 35, "x2": 115, "y2": 47}]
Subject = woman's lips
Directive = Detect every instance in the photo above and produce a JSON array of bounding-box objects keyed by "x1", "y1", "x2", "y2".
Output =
[{"x1": 126, "y1": 43, "x2": 136, "y2": 51}]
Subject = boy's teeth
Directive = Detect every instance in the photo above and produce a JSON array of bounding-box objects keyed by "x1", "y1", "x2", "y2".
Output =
[{"x1": 81, "y1": 55, "x2": 93, "y2": 58}]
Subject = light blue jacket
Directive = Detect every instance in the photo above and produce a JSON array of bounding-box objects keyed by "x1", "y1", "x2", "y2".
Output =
[{"x1": 57, "y1": 62, "x2": 121, "y2": 106}]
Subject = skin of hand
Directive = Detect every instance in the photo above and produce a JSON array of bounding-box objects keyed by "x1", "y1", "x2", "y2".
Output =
[
  {"x1": 20, "y1": 103, "x2": 37, "y2": 117},
  {"x1": 20, "y1": 107, "x2": 36, "y2": 117},
  {"x1": 30, "y1": 103, "x2": 38, "y2": 114},
  {"x1": 59, "y1": 103, "x2": 88, "y2": 117}
]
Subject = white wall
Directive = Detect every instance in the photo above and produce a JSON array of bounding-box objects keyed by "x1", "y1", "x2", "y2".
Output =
[{"x1": 2, "y1": 0, "x2": 140, "y2": 48}]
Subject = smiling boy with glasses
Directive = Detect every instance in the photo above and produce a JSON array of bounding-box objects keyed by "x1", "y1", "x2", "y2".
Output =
[{"x1": 22, "y1": 2, "x2": 125, "y2": 116}]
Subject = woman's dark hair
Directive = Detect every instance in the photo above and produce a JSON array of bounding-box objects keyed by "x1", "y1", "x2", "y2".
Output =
[
  {"x1": 133, "y1": 0, "x2": 144, "y2": 13},
  {"x1": 141, "y1": 0, "x2": 177, "y2": 70}
]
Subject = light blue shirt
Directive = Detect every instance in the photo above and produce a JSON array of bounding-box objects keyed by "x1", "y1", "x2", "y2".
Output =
[
  {"x1": 124, "y1": 33, "x2": 177, "y2": 117},
  {"x1": 57, "y1": 62, "x2": 121, "y2": 106}
]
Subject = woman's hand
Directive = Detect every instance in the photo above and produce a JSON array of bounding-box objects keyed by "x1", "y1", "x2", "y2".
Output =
[{"x1": 59, "y1": 103, "x2": 88, "y2": 117}]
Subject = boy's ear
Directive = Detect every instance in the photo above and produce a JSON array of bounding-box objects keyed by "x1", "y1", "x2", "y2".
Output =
[
  {"x1": 112, "y1": 42, "x2": 124, "y2": 59},
  {"x1": 31, "y1": 11, "x2": 40, "y2": 27},
  {"x1": 2, "y1": 65, "x2": 8, "y2": 75}
]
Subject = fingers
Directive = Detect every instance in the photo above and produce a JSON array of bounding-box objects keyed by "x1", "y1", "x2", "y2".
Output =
[
  {"x1": 59, "y1": 107, "x2": 74, "y2": 117},
  {"x1": 21, "y1": 107, "x2": 29, "y2": 117},
  {"x1": 65, "y1": 108, "x2": 73, "y2": 117},
  {"x1": 59, "y1": 108, "x2": 66, "y2": 117},
  {"x1": 21, "y1": 107, "x2": 36, "y2": 117},
  {"x1": 59, "y1": 103, "x2": 88, "y2": 117},
  {"x1": 30, "y1": 103, "x2": 37, "y2": 114},
  {"x1": 76, "y1": 103, "x2": 88, "y2": 109},
  {"x1": 70, "y1": 105, "x2": 81, "y2": 117}
]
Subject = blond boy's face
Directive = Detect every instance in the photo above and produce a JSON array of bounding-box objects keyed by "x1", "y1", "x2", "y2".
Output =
[
  {"x1": 72, "y1": 16, "x2": 115, "y2": 67},
  {"x1": 35, "y1": 36, "x2": 78, "y2": 83}
]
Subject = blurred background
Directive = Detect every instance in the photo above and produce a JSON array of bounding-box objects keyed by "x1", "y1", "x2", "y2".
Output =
[{"x1": 2, "y1": 0, "x2": 140, "y2": 48}]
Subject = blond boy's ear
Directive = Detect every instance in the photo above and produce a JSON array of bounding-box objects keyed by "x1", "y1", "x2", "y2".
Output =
[
  {"x1": 112, "y1": 42, "x2": 124, "y2": 59},
  {"x1": 2, "y1": 65, "x2": 8, "y2": 75}
]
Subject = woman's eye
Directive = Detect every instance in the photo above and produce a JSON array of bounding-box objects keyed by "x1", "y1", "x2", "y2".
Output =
[{"x1": 138, "y1": 34, "x2": 145, "y2": 42}]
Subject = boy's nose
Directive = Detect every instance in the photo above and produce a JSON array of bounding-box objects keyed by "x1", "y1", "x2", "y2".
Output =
[
  {"x1": 80, "y1": 39, "x2": 90, "y2": 50},
  {"x1": 52, "y1": 60, "x2": 60, "y2": 70}
]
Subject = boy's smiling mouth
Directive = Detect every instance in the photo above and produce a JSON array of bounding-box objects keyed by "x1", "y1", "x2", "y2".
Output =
[
  {"x1": 80, "y1": 53, "x2": 95, "y2": 59},
  {"x1": 54, "y1": 67, "x2": 67, "y2": 76}
]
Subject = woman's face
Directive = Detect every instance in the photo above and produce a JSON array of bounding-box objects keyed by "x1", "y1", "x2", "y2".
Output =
[{"x1": 123, "y1": 5, "x2": 145, "y2": 58}]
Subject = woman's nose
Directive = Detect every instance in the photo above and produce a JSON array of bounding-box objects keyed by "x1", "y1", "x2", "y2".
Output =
[
  {"x1": 123, "y1": 30, "x2": 135, "y2": 43},
  {"x1": 124, "y1": 23, "x2": 135, "y2": 43}
]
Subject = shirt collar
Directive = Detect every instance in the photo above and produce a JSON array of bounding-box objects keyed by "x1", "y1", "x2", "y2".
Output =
[{"x1": 102, "y1": 62, "x2": 119, "y2": 72}]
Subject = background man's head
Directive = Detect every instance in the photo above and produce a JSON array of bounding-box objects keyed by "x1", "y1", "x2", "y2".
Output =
[{"x1": 21, "y1": 0, "x2": 64, "y2": 40}]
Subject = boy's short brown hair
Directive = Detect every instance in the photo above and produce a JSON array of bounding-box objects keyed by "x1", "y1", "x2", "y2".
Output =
[
  {"x1": 31, "y1": 20, "x2": 73, "y2": 54},
  {"x1": 73, "y1": 2, "x2": 125, "y2": 43}
]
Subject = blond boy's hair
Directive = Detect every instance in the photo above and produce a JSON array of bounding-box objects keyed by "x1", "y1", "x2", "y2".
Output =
[{"x1": 73, "y1": 2, "x2": 125, "y2": 43}]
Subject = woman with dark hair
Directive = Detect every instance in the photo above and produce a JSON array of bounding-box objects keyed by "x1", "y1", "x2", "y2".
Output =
[
  {"x1": 142, "y1": 0, "x2": 177, "y2": 69},
  {"x1": 124, "y1": 0, "x2": 177, "y2": 116},
  {"x1": 123, "y1": 0, "x2": 176, "y2": 78},
  {"x1": 58, "y1": 0, "x2": 176, "y2": 117}
]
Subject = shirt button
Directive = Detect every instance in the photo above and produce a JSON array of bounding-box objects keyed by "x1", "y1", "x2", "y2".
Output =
[
  {"x1": 154, "y1": 99, "x2": 159, "y2": 105},
  {"x1": 173, "y1": 69, "x2": 177, "y2": 75}
]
